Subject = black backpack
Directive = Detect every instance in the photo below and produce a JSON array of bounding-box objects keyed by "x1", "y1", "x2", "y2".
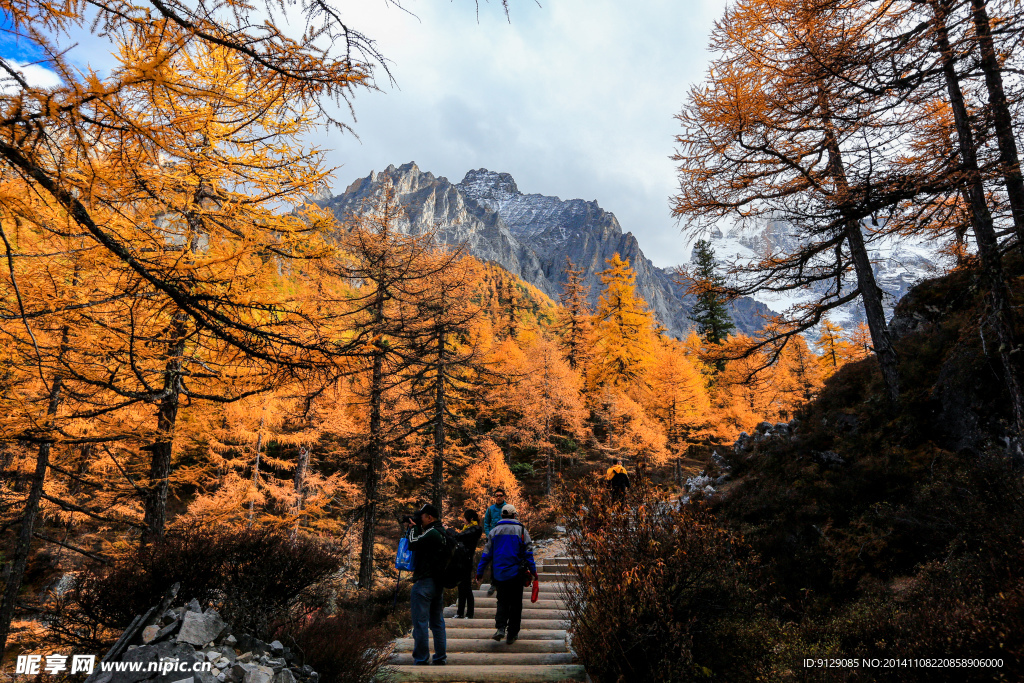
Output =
[{"x1": 438, "y1": 527, "x2": 474, "y2": 589}]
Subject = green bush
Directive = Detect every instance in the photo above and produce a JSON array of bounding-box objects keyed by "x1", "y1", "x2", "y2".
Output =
[{"x1": 510, "y1": 462, "x2": 535, "y2": 478}]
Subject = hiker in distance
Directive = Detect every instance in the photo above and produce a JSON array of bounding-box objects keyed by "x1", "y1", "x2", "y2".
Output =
[
  {"x1": 403, "y1": 504, "x2": 447, "y2": 665},
  {"x1": 475, "y1": 503, "x2": 538, "y2": 645},
  {"x1": 482, "y1": 489, "x2": 507, "y2": 596},
  {"x1": 454, "y1": 508, "x2": 483, "y2": 619},
  {"x1": 605, "y1": 458, "x2": 630, "y2": 502}
]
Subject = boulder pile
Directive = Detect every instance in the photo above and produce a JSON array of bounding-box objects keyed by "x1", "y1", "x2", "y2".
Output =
[{"x1": 87, "y1": 600, "x2": 319, "y2": 683}]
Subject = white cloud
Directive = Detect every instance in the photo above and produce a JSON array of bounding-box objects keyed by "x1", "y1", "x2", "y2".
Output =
[
  {"x1": 1, "y1": 61, "x2": 62, "y2": 91},
  {"x1": 321, "y1": 0, "x2": 729, "y2": 268}
]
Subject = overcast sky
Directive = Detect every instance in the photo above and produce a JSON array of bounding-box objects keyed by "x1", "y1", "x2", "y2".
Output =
[
  {"x1": 3, "y1": 0, "x2": 729, "y2": 268},
  {"x1": 320, "y1": 0, "x2": 729, "y2": 268}
]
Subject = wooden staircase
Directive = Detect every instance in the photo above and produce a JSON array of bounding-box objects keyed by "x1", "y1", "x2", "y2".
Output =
[{"x1": 384, "y1": 557, "x2": 586, "y2": 682}]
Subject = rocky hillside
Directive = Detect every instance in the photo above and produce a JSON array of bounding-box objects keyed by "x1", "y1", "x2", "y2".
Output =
[{"x1": 323, "y1": 163, "x2": 771, "y2": 337}]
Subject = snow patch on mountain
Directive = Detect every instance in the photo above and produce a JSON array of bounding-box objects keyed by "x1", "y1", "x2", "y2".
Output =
[{"x1": 702, "y1": 219, "x2": 951, "y2": 327}]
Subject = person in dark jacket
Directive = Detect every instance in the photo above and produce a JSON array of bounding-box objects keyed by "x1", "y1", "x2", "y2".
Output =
[
  {"x1": 605, "y1": 459, "x2": 630, "y2": 502},
  {"x1": 404, "y1": 503, "x2": 447, "y2": 665},
  {"x1": 475, "y1": 504, "x2": 537, "y2": 645},
  {"x1": 454, "y1": 509, "x2": 483, "y2": 619}
]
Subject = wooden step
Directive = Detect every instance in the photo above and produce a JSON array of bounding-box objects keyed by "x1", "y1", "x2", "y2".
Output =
[
  {"x1": 389, "y1": 652, "x2": 574, "y2": 666},
  {"x1": 383, "y1": 664, "x2": 587, "y2": 682},
  {"x1": 440, "y1": 628, "x2": 566, "y2": 640},
  {"x1": 445, "y1": 618, "x2": 568, "y2": 629},
  {"x1": 394, "y1": 639, "x2": 567, "y2": 653}
]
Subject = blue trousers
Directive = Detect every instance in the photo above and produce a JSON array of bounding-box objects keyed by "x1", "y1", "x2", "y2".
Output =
[{"x1": 410, "y1": 577, "x2": 446, "y2": 664}]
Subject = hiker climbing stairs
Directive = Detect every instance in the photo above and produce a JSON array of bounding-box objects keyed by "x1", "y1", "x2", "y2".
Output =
[{"x1": 387, "y1": 557, "x2": 586, "y2": 682}]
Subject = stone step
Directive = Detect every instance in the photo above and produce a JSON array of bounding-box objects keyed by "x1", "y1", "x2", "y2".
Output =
[
  {"x1": 389, "y1": 653, "x2": 575, "y2": 666},
  {"x1": 394, "y1": 639, "x2": 567, "y2": 653},
  {"x1": 476, "y1": 584, "x2": 566, "y2": 595},
  {"x1": 383, "y1": 664, "x2": 587, "y2": 682},
  {"x1": 469, "y1": 598, "x2": 566, "y2": 610},
  {"x1": 536, "y1": 572, "x2": 567, "y2": 582},
  {"x1": 446, "y1": 618, "x2": 568, "y2": 629},
  {"x1": 440, "y1": 628, "x2": 566, "y2": 640},
  {"x1": 452, "y1": 609, "x2": 566, "y2": 620}
]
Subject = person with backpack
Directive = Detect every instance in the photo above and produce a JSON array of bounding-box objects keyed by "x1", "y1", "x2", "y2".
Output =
[
  {"x1": 605, "y1": 459, "x2": 630, "y2": 502},
  {"x1": 403, "y1": 503, "x2": 447, "y2": 665},
  {"x1": 454, "y1": 509, "x2": 483, "y2": 619},
  {"x1": 475, "y1": 504, "x2": 537, "y2": 645},
  {"x1": 482, "y1": 489, "x2": 507, "y2": 596}
]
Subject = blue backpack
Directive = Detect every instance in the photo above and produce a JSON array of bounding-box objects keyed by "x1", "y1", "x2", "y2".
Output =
[{"x1": 395, "y1": 537, "x2": 416, "y2": 572}]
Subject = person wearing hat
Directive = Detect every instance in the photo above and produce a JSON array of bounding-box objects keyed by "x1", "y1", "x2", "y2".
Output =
[
  {"x1": 475, "y1": 503, "x2": 538, "y2": 645},
  {"x1": 482, "y1": 489, "x2": 508, "y2": 596},
  {"x1": 403, "y1": 503, "x2": 447, "y2": 665}
]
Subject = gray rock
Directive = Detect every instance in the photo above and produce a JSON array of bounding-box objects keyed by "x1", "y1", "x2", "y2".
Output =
[
  {"x1": 756, "y1": 421, "x2": 773, "y2": 434},
  {"x1": 223, "y1": 635, "x2": 237, "y2": 647},
  {"x1": 178, "y1": 611, "x2": 227, "y2": 647},
  {"x1": 274, "y1": 670, "x2": 296, "y2": 683},
  {"x1": 153, "y1": 619, "x2": 182, "y2": 643},
  {"x1": 813, "y1": 450, "x2": 846, "y2": 466},
  {"x1": 205, "y1": 651, "x2": 221, "y2": 663},
  {"x1": 212, "y1": 647, "x2": 236, "y2": 665},
  {"x1": 265, "y1": 658, "x2": 286, "y2": 671},
  {"x1": 236, "y1": 653, "x2": 254, "y2": 664},
  {"x1": 243, "y1": 667, "x2": 274, "y2": 683},
  {"x1": 142, "y1": 625, "x2": 161, "y2": 644},
  {"x1": 269, "y1": 641, "x2": 284, "y2": 656},
  {"x1": 187, "y1": 599, "x2": 202, "y2": 614},
  {"x1": 230, "y1": 663, "x2": 256, "y2": 681}
]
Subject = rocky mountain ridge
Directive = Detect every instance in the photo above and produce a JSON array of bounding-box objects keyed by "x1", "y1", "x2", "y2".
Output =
[{"x1": 325, "y1": 163, "x2": 770, "y2": 337}]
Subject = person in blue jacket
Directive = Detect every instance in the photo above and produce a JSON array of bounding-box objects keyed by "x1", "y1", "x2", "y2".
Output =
[
  {"x1": 481, "y1": 489, "x2": 507, "y2": 596},
  {"x1": 475, "y1": 503, "x2": 538, "y2": 645}
]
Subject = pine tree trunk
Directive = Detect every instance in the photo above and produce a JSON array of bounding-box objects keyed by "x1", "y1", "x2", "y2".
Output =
[
  {"x1": 844, "y1": 220, "x2": 900, "y2": 404},
  {"x1": 819, "y1": 90, "x2": 900, "y2": 404},
  {"x1": 432, "y1": 328, "x2": 446, "y2": 515},
  {"x1": 0, "y1": 375, "x2": 63, "y2": 656},
  {"x1": 934, "y1": 0, "x2": 1024, "y2": 437},
  {"x1": 291, "y1": 445, "x2": 309, "y2": 541},
  {"x1": 358, "y1": 289, "x2": 387, "y2": 590},
  {"x1": 247, "y1": 420, "x2": 264, "y2": 524},
  {"x1": 969, "y1": 0, "x2": 1024, "y2": 250},
  {"x1": 545, "y1": 452, "x2": 552, "y2": 496},
  {"x1": 142, "y1": 315, "x2": 186, "y2": 546}
]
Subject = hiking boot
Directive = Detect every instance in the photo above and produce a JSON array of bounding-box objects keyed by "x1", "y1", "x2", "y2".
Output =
[
  {"x1": 486, "y1": 585, "x2": 496, "y2": 596},
  {"x1": 506, "y1": 633, "x2": 518, "y2": 645},
  {"x1": 491, "y1": 629, "x2": 505, "y2": 641},
  {"x1": 432, "y1": 660, "x2": 447, "y2": 666}
]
